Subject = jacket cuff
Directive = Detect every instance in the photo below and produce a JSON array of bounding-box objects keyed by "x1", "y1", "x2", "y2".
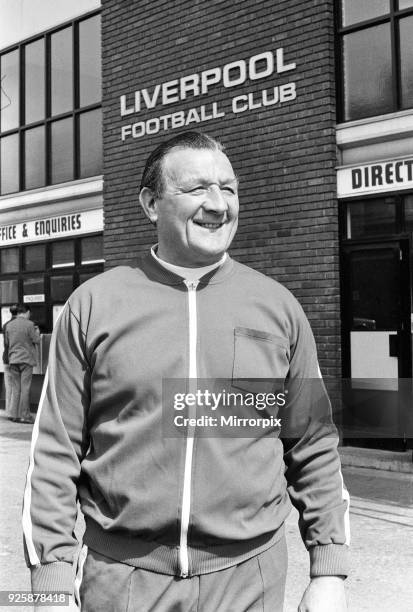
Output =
[
  {"x1": 31, "y1": 562, "x2": 73, "y2": 595},
  {"x1": 309, "y1": 544, "x2": 350, "y2": 578}
]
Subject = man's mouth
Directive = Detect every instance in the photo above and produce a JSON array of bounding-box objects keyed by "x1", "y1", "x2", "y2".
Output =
[{"x1": 193, "y1": 221, "x2": 225, "y2": 229}]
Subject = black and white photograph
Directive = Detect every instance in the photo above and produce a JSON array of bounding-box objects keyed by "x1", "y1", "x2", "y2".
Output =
[{"x1": 0, "y1": 1, "x2": 412, "y2": 611}]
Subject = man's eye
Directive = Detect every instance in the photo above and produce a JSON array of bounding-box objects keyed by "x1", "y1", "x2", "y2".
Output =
[
  {"x1": 188, "y1": 187, "x2": 206, "y2": 194},
  {"x1": 222, "y1": 186, "x2": 236, "y2": 195}
]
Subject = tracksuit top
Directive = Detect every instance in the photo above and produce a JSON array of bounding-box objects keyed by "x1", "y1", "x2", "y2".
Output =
[{"x1": 23, "y1": 254, "x2": 350, "y2": 595}]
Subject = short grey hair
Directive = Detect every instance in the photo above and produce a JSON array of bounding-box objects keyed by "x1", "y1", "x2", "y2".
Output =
[{"x1": 139, "y1": 131, "x2": 225, "y2": 197}]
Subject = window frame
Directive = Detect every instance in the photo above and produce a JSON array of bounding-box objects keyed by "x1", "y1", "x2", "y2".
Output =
[
  {"x1": 339, "y1": 191, "x2": 413, "y2": 242},
  {"x1": 0, "y1": 233, "x2": 104, "y2": 331},
  {"x1": 335, "y1": 0, "x2": 413, "y2": 121},
  {"x1": 0, "y1": 9, "x2": 101, "y2": 195}
]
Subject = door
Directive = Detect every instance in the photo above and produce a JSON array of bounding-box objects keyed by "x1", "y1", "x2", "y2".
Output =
[{"x1": 341, "y1": 239, "x2": 412, "y2": 445}]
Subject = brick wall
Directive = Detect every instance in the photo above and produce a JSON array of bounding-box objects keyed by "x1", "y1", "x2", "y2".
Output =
[{"x1": 102, "y1": 0, "x2": 341, "y2": 377}]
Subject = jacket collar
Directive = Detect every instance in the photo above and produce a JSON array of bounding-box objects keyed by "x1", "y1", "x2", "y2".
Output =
[{"x1": 137, "y1": 251, "x2": 235, "y2": 286}]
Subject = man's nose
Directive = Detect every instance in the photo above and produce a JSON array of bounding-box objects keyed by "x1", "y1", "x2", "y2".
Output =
[{"x1": 203, "y1": 185, "x2": 228, "y2": 213}]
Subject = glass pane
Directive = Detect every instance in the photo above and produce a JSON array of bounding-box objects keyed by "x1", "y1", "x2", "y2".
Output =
[
  {"x1": 50, "y1": 275, "x2": 73, "y2": 301},
  {"x1": 349, "y1": 247, "x2": 400, "y2": 330},
  {"x1": 51, "y1": 118, "x2": 73, "y2": 184},
  {"x1": 348, "y1": 198, "x2": 397, "y2": 238},
  {"x1": 0, "y1": 50, "x2": 19, "y2": 131},
  {"x1": 79, "y1": 109, "x2": 102, "y2": 177},
  {"x1": 25, "y1": 126, "x2": 45, "y2": 190},
  {"x1": 399, "y1": 0, "x2": 413, "y2": 9},
  {"x1": 79, "y1": 272, "x2": 97, "y2": 285},
  {"x1": 2, "y1": 306, "x2": 14, "y2": 327},
  {"x1": 81, "y1": 235, "x2": 103, "y2": 263},
  {"x1": 343, "y1": 25, "x2": 393, "y2": 121},
  {"x1": 0, "y1": 279, "x2": 18, "y2": 303},
  {"x1": 24, "y1": 244, "x2": 46, "y2": 271},
  {"x1": 51, "y1": 27, "x2": 73, "y2": 115},
  {"x1": 342, "y1": 0, "x2": 389, "y2": 26},
  {"x1": 25, "y1": 39, "x2": 45, "y2": 123},
  {"x1": 1, "y1": 248, "x2": 19, "y2": 273},
  {"x1": 400, "y1": 16, "x2": 413, "y2": 109},
  {"x1": 28, "y1": 304, "x2": 46, "y2": 331},
  {"x1": 404, "y1": 194, "x2": 413, "y2": 230},
  {"x1": 23, "y1": 276, "x2": 44, "y2": 295},
  {"x1": 52, "y1": 240, "x2": 75, "y2": 267},
  {"x1": 53, "y1": 304, "x2": 65, "y2": 327},
  {"x1": 79, "y1": 15, "x2": 101, "y2": 106},
  {"x1": 0, "y1": 134, "x2": 19, "y2": 195}
]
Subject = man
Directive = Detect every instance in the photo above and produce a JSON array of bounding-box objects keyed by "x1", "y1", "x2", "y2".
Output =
[
  {"x1": 5, "y1": 303, "x2": 39, "y2": 424},
  {"x1": 23, "y1": 131, "x2": 349, "y2": 611},
  {"x1": 2, "y1": 304, "x2": 18, "y2": 417}
]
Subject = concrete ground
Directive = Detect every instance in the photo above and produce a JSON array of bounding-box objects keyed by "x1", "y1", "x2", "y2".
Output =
[{"x1": 1, "y1": 412, "x2": 413, "y2": 611}]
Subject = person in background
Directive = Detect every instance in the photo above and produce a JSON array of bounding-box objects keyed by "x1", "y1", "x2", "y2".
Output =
[
  {"x1": 5, "y1": 303, "x2": 40, "y2": 424},
  {"x1": 2, "y1": 304, "x2": 18, "y2": 416}
]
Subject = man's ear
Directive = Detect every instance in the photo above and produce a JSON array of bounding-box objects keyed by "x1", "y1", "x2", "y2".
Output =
[{"x1": 139, "y1": 187, "x2": 158, "y2": 225}]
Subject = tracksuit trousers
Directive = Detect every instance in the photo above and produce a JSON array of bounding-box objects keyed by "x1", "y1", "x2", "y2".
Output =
[{"x1": 78, "y1": 535, "x2": 288, "y2": 612}]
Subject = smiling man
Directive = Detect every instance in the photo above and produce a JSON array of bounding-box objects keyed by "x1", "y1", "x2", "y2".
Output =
[
  {"x1": 23, "y1": 131, "x2": 349, "y2": 612},
  {"x1": 139, "y1": 144, "x2": 239, "y2": 267}
]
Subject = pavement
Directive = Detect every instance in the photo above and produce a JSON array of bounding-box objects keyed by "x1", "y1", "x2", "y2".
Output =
[
  {"x1": 1, "y1": 411, "x2": 413, "y2": 611},
  {"x1": 339, "y1": 446, "x2": 413, "y2": 474}
]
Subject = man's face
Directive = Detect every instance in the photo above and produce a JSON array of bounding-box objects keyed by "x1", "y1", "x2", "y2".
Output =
[{"x1": 153, "y1": 147, "x2": 239, "y2": 267}]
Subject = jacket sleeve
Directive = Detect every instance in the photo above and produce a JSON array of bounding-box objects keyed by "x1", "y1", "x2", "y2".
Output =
[
  {"x1": 22, "y1": 300, "x2": 91, "y2": 594},
  {"x1": 280, "y1": 300, "x2": 350, "y2": 578}
]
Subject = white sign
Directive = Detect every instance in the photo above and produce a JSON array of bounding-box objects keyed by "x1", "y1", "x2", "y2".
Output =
[
  {"x1": 0, "y1": 209, "x2": 103, "y2": 247},
  {"x1": 24, "y1": 294, "x2": 45, "y2": 303},
  {"x1": 337, "y1": 158, "x2": 413, "y2": 198},
  {"x1": 119, "y1": 47, "x2": 297, "y2": 141}
]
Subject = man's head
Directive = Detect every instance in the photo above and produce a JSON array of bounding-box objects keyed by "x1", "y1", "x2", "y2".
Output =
[
  {"x1": 16, "y1": 304, "x2": 31, "y2": 318},
  {"x1": 9, "y1": 305, "x2": 18, "y2": 317},
  {"x1": 139, "y1": 131, "x2": 239, "y2": 268}
]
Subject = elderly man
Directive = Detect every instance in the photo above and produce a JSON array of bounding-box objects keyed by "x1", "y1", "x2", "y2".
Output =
[{"x1": 23, "y1": 131, "x2": 349, "y2": 611}]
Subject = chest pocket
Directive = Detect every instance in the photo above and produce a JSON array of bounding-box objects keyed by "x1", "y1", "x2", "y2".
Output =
[{"x1": 232, "y1": 327, "x2": 290, "y2": 393}]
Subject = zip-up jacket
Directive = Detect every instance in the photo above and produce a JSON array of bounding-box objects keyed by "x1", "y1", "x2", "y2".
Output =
[{"x1": 23, "y1": 254, "x2": 350, "y2": 594}]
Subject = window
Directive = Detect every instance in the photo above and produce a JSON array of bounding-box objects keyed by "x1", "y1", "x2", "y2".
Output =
[
  {"x1": 404, "y1": 194, "x2": 413, "y2": 230},
  {"x1": 79, "y1": 109, "x2": 102, "y2": 178},
  {"x1": 400, "y1": 16, "x2": 413, "y2": 108},
  {"x1": 0, "y1": 12, "x2": 101, "y2": 195},
  {"x1": 346, "y1": 198, "x2": 397, "y2": 238},
  {"x1": 79, "y1": 17, "x2": 101, "y2": 106},
  {"x1": 51, "y1": 118, "x2": 73, "y2": 184},
  {"x1": 24, "y1": 244, "x2": 46, "y2": 271},
  {"x1": 52, "y1": 240, "x2": 75, "y2": 267},
  {"x1": 0, "y1": 280, "x2": 18, "y2": 303},
  {"x1": 341, "y1": 0, "x2": 389, "y2": 26},
  {"x1": 51, "y1": 28, "x2": 73, "y2": 116},
  {"x1": 0, "y1": 133, "x2": 19, "y2": 194},
  {"x1": 23, "y1": 276, "x2": 44, "y2": 296},
  {"x1": 0, "y1": 50, "x2": 19, "y2": 131},
  {"x1": 81, "y1": 235, "x2": 103, "y2": 263},
  {"x1": 25, "y1": 126, "x2": 45, "y2": 189},
  {"x1": 337, "y1": 0, "x2": 413, "y2": 121},
  {"x1": 343, "y1": 194, "x2": 413, "y2": 238},
  {"x1": 25, "y1": 39, "x2": 45, "y2": 124},
  {"x1": 0, "y1": 235, "x2": 103, "y2": 331},
  {"x1": 50, "y1": 275, "x2": 74, "y2": 301},
  {"x1": 1, "y1": 248, "x2": 19, "y2": 273}
]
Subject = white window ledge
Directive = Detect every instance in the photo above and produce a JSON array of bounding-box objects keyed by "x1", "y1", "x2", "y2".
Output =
[
  {"x1": 336, "y1": 110, "x2": 413, "y2": 148},
  {"x1": 0, "y1": 176, "x2": 103, "y2": 212}
]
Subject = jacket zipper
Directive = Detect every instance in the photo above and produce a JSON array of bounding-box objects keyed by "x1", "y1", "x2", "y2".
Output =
[{"x1": 179, "y1": 280, "x2": 199, "y2": 578}]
